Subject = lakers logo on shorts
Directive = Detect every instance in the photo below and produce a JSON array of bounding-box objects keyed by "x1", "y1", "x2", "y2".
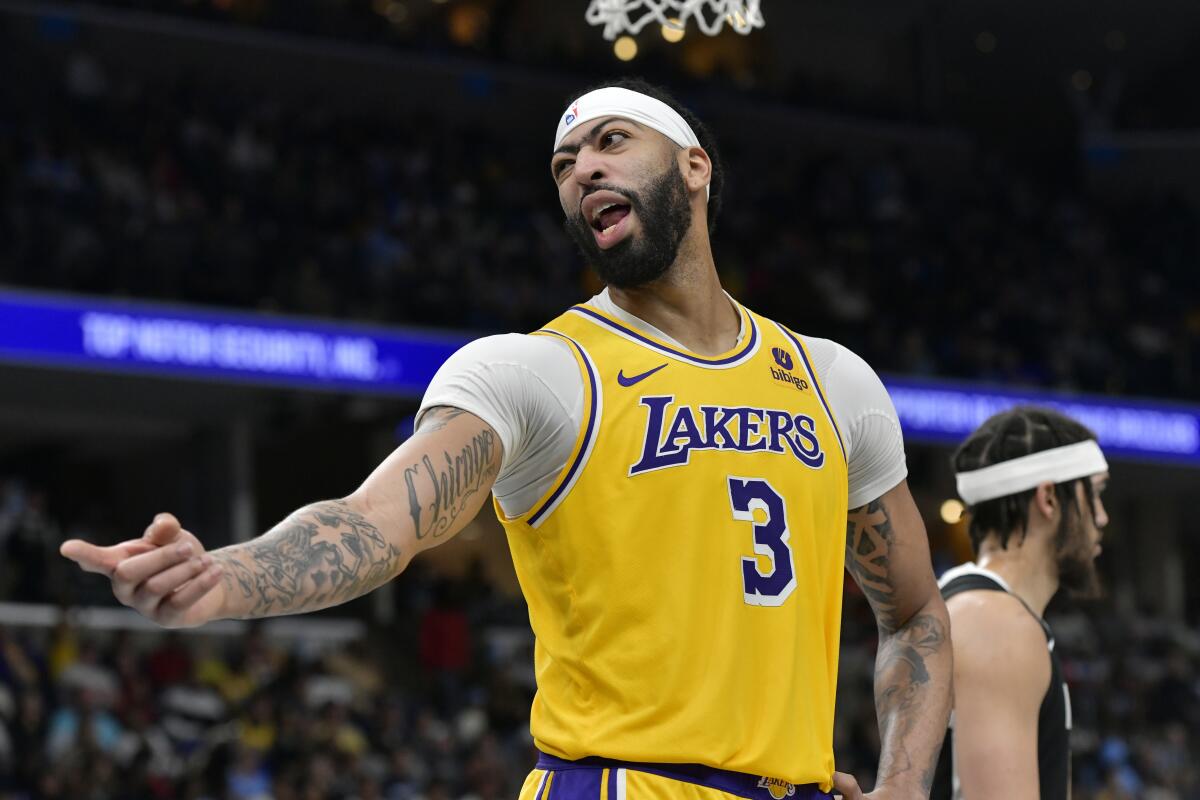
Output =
[{"x1": 757, "y1": 777, "x2": 797, "y2": 799}]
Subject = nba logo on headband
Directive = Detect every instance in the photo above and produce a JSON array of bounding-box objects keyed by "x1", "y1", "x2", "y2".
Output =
[{"x1": 552, "y1": 87, "x2": 711, "y2": 199}]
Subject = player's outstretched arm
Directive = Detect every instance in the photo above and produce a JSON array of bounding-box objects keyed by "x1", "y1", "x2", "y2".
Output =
[
  {"x1": 845, "y1": 480, "x2": 953, "y2": 799},
  {"x1": 60, "y1": 406, "x2": 501, "y2": 628}
]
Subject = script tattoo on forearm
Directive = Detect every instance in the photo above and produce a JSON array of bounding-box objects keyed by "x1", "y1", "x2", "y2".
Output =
[
  {"x1": 215, "y1": 499, "x2": 400, "y2": 617},
  {"x1": 847, "y1": 498, "x2": 949, "y2": 794},
  {"x1": 403, "y1": 411, "x2": 498, "y2": 539}
]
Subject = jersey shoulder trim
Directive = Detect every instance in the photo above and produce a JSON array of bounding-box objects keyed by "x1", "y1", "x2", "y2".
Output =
[
  {"x1": 940, "y1": 564, "x2": 1055, "y2": 648},
  {"x1": 564, "y1": 303, "x2": 760, "y2": 369},
  {"x1": 774, "y1": 322, "x2": 847, "y2": 464},
  {"x1": 938, "y1": 562, "x2": 1012, "y2": 592},
  {"x1": 511, "y1": 327, "x2": 602, "y2": 529}
]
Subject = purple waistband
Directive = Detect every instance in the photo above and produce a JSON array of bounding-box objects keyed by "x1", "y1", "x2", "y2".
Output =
[{"x1": 535, "y1": 752, "x2": 832, "y2": 800}]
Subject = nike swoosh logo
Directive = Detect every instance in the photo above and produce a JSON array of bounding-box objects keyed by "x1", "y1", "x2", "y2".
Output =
[{"x1": 617, "y1": 363, "x2": 668, "y2": 387}]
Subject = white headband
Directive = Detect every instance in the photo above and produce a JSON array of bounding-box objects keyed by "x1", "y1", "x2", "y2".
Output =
[
  {"x1": 554, "y1": 87, "x2": 709, "y2": 198},
  {"x1": 956, "y1": 440, "x2": 1108, "y2": 505}
]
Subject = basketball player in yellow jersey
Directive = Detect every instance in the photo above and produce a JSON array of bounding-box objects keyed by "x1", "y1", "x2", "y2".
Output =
[{"x1": 60, "y1": 79, "x2": 951, "y2": 798}]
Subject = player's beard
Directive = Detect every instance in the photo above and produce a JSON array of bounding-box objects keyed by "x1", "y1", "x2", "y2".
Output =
[
  {"x1": 564, "y1": 159, "x2": 692, "y2": 289},
  {"x1": 1054, "y1": 498, "x2": 1102, "y2": 599}
]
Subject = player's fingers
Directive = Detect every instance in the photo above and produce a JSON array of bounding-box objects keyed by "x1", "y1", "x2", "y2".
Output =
[
  {"x1": 116, "y1": 539, "x2": 160, "y2": 559},
  {"x1": 131, "y1": 554, "x2": 213, "y2": 609},
  {"x1": 160, "y1": 563, "x2": 223, "y2": 619},
  {"x1": 143, "y1": 513, "x2": 184, "y2": 546},
  {"x1": 60, "y1": 539, "x2": 155, "y2": 574},
  {"x1": 111, "y1": 541, "x2": 199, "y2": 602},
  {"x1": 59, "y1": 540, "x2": 118, "y2": 574},
  {"x1": 831, "y1": 772, "x2": 864, "y2": 800}
]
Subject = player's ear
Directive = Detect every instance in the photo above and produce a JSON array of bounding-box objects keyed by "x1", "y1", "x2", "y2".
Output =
[
  {"x1": 681, "y1": 145, "x2": 711, "y2": 195},
  {"x1": 1032, "y1": 481, "x2": 1058, "y2": 522}
]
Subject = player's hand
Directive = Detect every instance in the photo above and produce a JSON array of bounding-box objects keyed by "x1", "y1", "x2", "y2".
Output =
[
  {"x1": 833, "y1": 773, "x2": 923, "y2": 800},
  {"x1": 832, "y1": 772, "x2": 865, "y2": 800},
  {"x1": 60, "y1": 513, "x2": 226, "y2": 629}
]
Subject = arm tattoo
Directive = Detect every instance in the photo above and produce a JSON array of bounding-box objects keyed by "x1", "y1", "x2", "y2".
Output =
[
  {"x1": 402, "y1": 426, "x2": 498, "y2": 539},
  {"x1": 214, "y1": 499, "x2": 401, "y2": 618},
  {"x1": 846, "y1": 498, "x2": 900, "y2": 631},
  {"x1": 413, "y1": 406, "x2": 468, "y2": 436},
  {"x1": 847, "y1": 498, "x2": 951, "y2": 795},
  {"x1": 874, "y1": 613, "x2": 947, "y2": 791}
]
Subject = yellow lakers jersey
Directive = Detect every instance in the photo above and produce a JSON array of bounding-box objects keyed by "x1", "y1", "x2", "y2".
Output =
[{"x1": 496, "y1": 300, "x2": 849, "y2": 787}]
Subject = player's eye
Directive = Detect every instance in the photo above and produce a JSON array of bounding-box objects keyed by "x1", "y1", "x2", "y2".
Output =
[
  {"x1": 600, "y1": 131, "x2": 628, "y2": 148},
  {"x1": 553, "y1": 159, "x2": 574, "y2": 180}
]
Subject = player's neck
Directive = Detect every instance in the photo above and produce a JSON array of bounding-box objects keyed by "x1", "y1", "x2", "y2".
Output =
[
  {"x1": 607, "y1": 239, "x2": 737, "y2": 356},
  {"x1": 976, "y1": 535, "x2": 1060, "y2": 617}
]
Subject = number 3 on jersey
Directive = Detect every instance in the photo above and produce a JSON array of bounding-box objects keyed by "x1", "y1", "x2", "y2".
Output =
[{"x1": 728, "y1": 476, "x2": 796, "y2": 606}]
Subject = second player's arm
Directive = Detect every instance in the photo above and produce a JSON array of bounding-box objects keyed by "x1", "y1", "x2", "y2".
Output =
[
  {"x1": 212, "y1": 406, "x2": 500, "y2": 620},
  {"x1": 945, "y1": 595, "x2": 1047, "y2": 799},
  {"x1": 846, "y1": 480, "x2": 953, "y2": 798}
]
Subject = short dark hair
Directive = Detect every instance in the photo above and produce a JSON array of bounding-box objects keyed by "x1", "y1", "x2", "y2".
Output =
[
  {"x1": 569, "y1": 77, "x2": 724, "y2": 235},
  {"x1": 952, "y1": 406, "x2": 1098, "y2": 553}
]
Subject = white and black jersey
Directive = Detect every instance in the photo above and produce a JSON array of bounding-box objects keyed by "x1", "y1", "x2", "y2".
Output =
[{"x1": 930, "y1": 565, "x2": 1071, "y2": 800}]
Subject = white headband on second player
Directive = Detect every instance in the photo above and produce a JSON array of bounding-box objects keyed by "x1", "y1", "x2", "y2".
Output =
[
  {"x1": 955, "y1": 440, "x2": 1108, "y2": 505},
  {"x1": 554, "y1": 87, "x2": 710, "y2": 198}
]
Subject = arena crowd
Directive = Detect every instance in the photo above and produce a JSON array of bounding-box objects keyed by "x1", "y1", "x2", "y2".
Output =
[{"x1": 1, "y1": 49, "x2": 1195, "y2": 401}]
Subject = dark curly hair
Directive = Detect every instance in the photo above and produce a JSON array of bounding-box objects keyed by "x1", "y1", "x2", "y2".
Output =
[
  {"x1": 952, "y1": 406, "x2": 1098, "y2": 554},
  {"x1": 568, "y1": 77, "x2": 724, "y2": 235}
]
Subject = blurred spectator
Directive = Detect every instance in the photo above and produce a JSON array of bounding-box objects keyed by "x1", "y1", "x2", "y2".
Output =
[
  {"x1": 148, "y1": 632, "x2": 194, "y2": 689},
  {"x1": 47, "y1": 689, "x2": 122, "y2": 762},
  {"x1": 227, "y1": 743, "x2": 273, "y2": 800},
  {"x1": 159, "y1": 671, "x2": 226, "y2": 758},
  {"x1": 419, "y1": 580, "x2": 471, "y2": 714}
]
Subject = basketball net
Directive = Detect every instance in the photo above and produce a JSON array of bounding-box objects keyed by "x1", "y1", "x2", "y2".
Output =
[{"x1": 585, "y1": 0, "x2": 765, "y2": 40}]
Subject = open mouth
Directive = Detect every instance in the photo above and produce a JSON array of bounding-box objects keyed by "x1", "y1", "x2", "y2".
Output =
[
  {"x1": 591, "y1": 202, "x2": 632, "y2": 249},
  {"x1": 582, "y1": 193, "x2": 635, "y2": 250}
]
